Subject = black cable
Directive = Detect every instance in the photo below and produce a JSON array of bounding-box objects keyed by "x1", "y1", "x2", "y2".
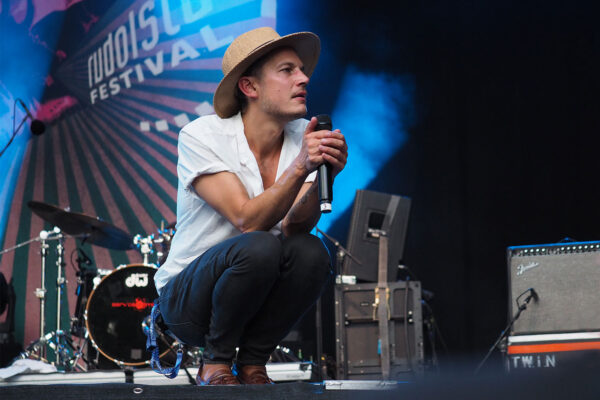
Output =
[
  {"x1": 0, "y1": 99, "x2": 24, "y2": 158},
  {"x1": 182, "y1": 365, "x2": 195, "y2": 385},
  {"x1": 422, "y1": 301, "x2": 449, "y2": 354},
  {"x1": 422, "y1": 301, "x2": 439, "y2": 372},
  {"x1": 70, "y1": 248, "x2": 79, "y2": 275},
  {"x1": 516, "y1": 288, "x2": 536, "y2": 306},
  {"x1": 427, "y1": 318, "x2": 439, "y2": 372}
]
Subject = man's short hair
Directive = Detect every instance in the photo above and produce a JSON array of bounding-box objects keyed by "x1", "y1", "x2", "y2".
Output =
[{"x1": 234, "y1": 46, "x2": 293, "y2": 113}]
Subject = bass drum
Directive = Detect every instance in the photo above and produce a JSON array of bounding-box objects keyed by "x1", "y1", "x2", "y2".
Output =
[{"x1": 85, "y1": 264, "x2": 174, "y2": 366}]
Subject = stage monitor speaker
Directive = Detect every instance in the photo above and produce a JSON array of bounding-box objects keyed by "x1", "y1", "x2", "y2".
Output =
[
  {"x1": 342, "y1": 190, "x2": 411, "y2": 283},
  {"x1": 508, "y1": 240, "x2": 600, "y2": 335},
  {"x1": 334, "y1": 281, "x2": 424, "y2": 380}
]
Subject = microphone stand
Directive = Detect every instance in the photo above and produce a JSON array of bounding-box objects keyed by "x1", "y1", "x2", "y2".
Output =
[
  {"x1": 474, "y1": 288, "x2": 537, "y2": 374},
  {"x1": 315, "y1": 227, "x2": 361, "y2": 276},
  {"x1": 313, "y1": 227, "x2": 361, "y2": 380},
  {"x1": 0, "y1": 99, "x2": 30, "y2": 158}
]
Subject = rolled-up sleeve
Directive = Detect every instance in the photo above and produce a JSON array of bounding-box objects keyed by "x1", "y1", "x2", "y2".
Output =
[{"x1": 178, "y1": 129, "x2": 232, "y2": 195}]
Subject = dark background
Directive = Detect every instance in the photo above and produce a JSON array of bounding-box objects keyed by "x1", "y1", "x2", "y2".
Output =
[{"x1": 279, "y1": 0, "x2": 600, "y2": 368}]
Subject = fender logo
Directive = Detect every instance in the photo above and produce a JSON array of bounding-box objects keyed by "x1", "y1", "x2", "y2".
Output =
[{"x1": 517, "y1": 262, "x2": 539, "y2": 276}]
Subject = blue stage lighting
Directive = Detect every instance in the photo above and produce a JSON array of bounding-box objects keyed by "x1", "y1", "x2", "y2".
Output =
[{"x1": 317, "y1": 66, "x2": 414, "y2": 233}]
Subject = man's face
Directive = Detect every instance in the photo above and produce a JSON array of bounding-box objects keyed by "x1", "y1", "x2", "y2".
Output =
[{"x1": 253, "y1": 47, "x2": 310, "y2": 121}]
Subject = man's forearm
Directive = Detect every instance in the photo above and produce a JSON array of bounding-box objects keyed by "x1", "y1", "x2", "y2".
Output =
[
  {"x1": 282, "y1": 180, "x2": 321, "y2": 236},
  {"x1": 235, "y1": 163, "x2": 308, "y2": 232}
]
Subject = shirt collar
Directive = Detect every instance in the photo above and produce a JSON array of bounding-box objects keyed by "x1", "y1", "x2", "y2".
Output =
[
  {"x1": 231, "y1": 112, "x2": 294, "y2": 168},
  {"x1": 228, "y1": 112, "x2": 251, "y2": 166}
]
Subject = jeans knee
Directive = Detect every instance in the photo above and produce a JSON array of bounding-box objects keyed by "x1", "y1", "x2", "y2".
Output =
[
  {"x1": 284, "y1": 233, "x2": 331, "y2": 280},
  {"x1": 236, "y1": 231, "x2": 282, "y2": 276}
]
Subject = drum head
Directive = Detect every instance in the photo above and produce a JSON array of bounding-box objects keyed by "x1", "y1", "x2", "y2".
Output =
[{"x1": 85, "y1": 264, "x2": 173, "y2": 366}]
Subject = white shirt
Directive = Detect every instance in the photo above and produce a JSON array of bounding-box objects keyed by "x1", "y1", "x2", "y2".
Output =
[{"x1": 154, "y1": 112, "x2": 316, "y2": 293}]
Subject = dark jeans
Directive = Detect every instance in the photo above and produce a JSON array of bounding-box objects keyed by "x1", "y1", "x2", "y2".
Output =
[{"x1": 157, "y1": 231, "x2": 331, "y2": 366}]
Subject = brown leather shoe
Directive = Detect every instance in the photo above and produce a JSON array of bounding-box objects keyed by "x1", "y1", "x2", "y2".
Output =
[
  {"x1": 196, "y1": 362, "x2": 240, "y2": 385},
  {"x1": 237, "y1": 365, "x2": 274, "y2": 385}
]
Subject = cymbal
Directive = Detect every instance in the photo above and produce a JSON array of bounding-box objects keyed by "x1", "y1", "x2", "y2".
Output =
[
  {"x1": 28, "y1": 201, "x2": 134, "y2": 250},
  {"x1": 60, "y1": 210, "x2": 134, "y2": 250},
  {"x1": 27, "y1": 201, "x2": 71, "y2": 231}
]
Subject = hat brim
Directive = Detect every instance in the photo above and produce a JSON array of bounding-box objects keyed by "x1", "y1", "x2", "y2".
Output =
[{"x1": 213, "y1": 32, "x2": 321, "y2": 118}]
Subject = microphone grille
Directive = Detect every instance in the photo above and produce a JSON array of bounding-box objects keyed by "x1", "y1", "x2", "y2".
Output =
[
  {"x1": 315, "y1": 114, "x2": 332, "y2": 130},
  {"x1": 31, "y1": 119, "x2": 46, "y2": 136}
]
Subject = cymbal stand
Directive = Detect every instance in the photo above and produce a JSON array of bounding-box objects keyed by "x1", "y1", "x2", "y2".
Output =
[
  {"x1": 54, "y1": 229, "x2": 67, "y2": 366},
  {"x1": 1, "y1": 227, "x2": 88, "y2": 369},
  {"x1": 1, "y1": 229, "x2": 60, "y2": 362},
  {"x1": 35, "y1": 229, "x2": 50, "y2": 360},
  {"x1": 31, "y1": 228, "x2": 62, "y2": 360},
  {"x1": 46, "y1": 228, "x2": 85, "y2": 371},
  {"x1": 153, "y1": 221, "x2": 175, "y2": 265},
  {"x1": 0, "y1": 235, "x2": 46, "y2": 255},
  {"x1": 18, "y1": 228, "x2": 83, "y2": 370},
  {"x1": 133, "y1": 234, "x2": 154, "y2": 265}
]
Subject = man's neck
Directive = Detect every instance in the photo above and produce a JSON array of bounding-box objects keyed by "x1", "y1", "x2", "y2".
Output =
[{"x1": 241, "y1": 109, "x2": 288, "y2": 159}]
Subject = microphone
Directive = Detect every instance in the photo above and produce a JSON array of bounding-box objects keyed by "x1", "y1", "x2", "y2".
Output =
[
  {"x1": 529, "y1": 288, "x2": 539, "y2": 301},
  {"x1": 77, "y1": 248, "x2": 92, "y2": 265},
  {"x1": 523, "y1": 287, "x2": 539, "y2": 305},
  {"x1": 315, "y1": 114, "x2": 333, "y2": 213},
  {"x1": 17, "y1": 99, "x2": 45, "y2": 136}
]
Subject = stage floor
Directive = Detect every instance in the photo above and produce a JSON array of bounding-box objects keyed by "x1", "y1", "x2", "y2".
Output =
[
  {"x1": 0, "y1": 382, "x2": 405, "y2": 400},
  {"x1": 0, "y1": 362, "x2": 319, "y2": 386},
  {"x1": 0, "y1": 362, "x2": 403, "y2": 399},
  {"x1": 3, "y1": 364, "x2": 600, "y2": 400}
]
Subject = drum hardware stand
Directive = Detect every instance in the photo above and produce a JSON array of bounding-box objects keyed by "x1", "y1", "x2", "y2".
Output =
[
  {"x1": 39, "y1": 228, "x2": 76, "y2": 369},
  {"x1": 314, "y1": 227, "x2": 362, "y2": 380},
  {"x1": 154, "y1": 221, "x2": 175, "y2": 265},
  {"x1": 0, "y1": 229, "x2": 54, "y2": 362},
  {"x1": 16, "y1": 228, "x2": 82, "y2": 371},
  {"x1": 70, "y1": 247, "x2": 96, "y2": 338},
  {"x1": 54, "y1": 230, "x2": 67, "y2": 366},
  {"x1": 36, "y1": 229, "x2": 50, "y2": 357},
  {"x1": 134, "y1": 223, "x2": 176, "y2": 266},
  {"x1": 57, "y1": 246, "x2": 97, "y2": 371},
  {"x1": 133, "y1": 234, "x2": 154, "y2": 265},
  {"x1": 15, "y1": 201, "x2": 138, "y2": 369}
]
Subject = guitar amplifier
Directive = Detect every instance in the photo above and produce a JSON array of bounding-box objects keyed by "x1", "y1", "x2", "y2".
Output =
[
  {"x1": 506, "y1": 332, "x2": 600, "y2": 371},
  {"x1": 334, "y1": 281, "x2": 424, "y2": 380},
  {"x1": 507, "y1": 241, "x2": 600, "y2": 335}
]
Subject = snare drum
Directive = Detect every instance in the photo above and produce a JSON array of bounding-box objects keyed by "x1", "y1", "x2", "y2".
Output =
[{"x1": 85, "y1": 264, "x2": 174, "y2": 366}]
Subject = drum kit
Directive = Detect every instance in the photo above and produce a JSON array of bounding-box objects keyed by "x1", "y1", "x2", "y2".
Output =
[{"x1": 0, "y1": 201, "x2": 179, "y2": 371}]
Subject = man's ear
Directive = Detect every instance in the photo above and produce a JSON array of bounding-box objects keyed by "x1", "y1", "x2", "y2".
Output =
[{"x1": 238, "y1": 77, "x2": 258, "y2": 99}]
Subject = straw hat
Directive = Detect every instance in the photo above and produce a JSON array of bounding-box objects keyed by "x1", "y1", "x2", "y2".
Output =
[{"x1": 213, "y1": 27, "x2": 321, "y2": 118}]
